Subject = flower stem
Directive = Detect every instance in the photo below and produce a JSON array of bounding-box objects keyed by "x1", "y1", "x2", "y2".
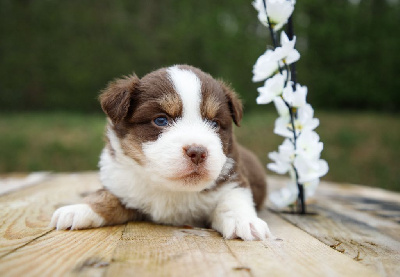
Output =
[
  {"x1": 287, "y1": 15, "x2": 297, "y2": 91},
  {"x1": 262, "y1": 0, "x2": 277, "y2": 48},
  {"x1": 298, "y1": 180, "x2": 306, "y2": 214},
  {"x1": 287, "y1": 14, "x2": 305, "y2": 214},
  {"x1": 262, "y1": 0, "x2": 282, "y2": 75}
]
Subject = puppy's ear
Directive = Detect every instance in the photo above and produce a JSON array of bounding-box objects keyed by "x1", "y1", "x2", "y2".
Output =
[
  {"x1": 99, "y1": 74, "x2": 140, "y2": 124},
  {"x1": 219, "y1": 80, "x2": 243, "y2": 126}
]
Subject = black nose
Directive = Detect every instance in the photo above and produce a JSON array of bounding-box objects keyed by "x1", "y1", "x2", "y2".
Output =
[{"x1": 184, "y1": 145, "x2": 208, "y2": 165}]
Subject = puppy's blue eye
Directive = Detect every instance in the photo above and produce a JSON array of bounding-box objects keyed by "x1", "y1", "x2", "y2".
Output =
[
  {"x1": 154, "y1": 117, "x2": 169, "y2": 127},
  {"x1": 210, "y1": 120, "x2": 219, "y2": 129}
]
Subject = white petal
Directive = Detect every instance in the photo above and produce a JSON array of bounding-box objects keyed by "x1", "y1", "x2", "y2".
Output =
[
  {"x1": 256, "y1": 73, "x2": 286, "y2": 104},
  {"x1": 269, "y1": 187, "x2": 298, "y2": 208},
  {"x1": 303, "y1": 118, "x2": 320, "y2": 132},
  {"x1": 285, "y1": 49, "x2": 300, "y2": 64},
  {"x1": 280, "y1": 31, "x2": 290, "y2": 45},
  {"x1": 274, "y1": 116, "x2": 293, "y2": 138},
  {"x1": 252, "y1": 0, "x2": 295, "y2": 31},
  {"x1": 295, "y1": 157, "x2": 329, "y2": 183},
  {"x1": 267, "y1": 0, "x2": 295, "y2": 30},
  {"x1": 252, "y1": 50, "x2": 280, "y2": 82},
  {"x1": 304, "y1": 179, "x2": 320, "y2": 198},
  {"x1": 296, "y1": 130, "x2": 323, "y2": 160},
  {"x1": 267, "y1": 162, "x2": 290, "y2": 174},
  {"x1": 273, "y1": 97, "x2": 290, "y2": 117},
  {"x1": 267, "y1": 149, "x2": 292, "y2": 174}
]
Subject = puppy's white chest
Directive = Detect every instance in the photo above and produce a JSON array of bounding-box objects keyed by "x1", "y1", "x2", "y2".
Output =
[{"x1": 121, "y1": 185, "x2": 229, "y2": 227}]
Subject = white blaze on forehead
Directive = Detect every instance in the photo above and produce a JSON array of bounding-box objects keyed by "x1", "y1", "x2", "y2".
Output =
[{"x1": 167, "y1": 66, "x2": 202, "y2": 121}]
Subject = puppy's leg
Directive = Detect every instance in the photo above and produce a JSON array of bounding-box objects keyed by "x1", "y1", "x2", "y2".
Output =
[
  {"x1": 211, "y1": 187, "x2": 271, "y2": 241},
  {"x1": 50, "y1": 189, "x2": 140, "y2": 230}
]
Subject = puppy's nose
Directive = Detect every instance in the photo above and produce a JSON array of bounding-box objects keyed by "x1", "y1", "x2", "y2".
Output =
[{"x1": 184, "y1": 145, "x2": 208, "y2": 165}]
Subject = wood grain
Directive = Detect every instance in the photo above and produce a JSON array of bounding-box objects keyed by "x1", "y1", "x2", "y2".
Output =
[
  {"x1": 104, "y1": 210, "x2": 378, "y2": 277},
  {"x1": 0, "y1": 226, "x2": 124, "y2": 277},
  {"x1": 267, "y1": 176, "x2": 400, "y2": 277},
  {"x1": 0, "y1": 173, "x2": 396, "y2": 276},
  {"x1": 227, "y1": 209, "x2": 379, "y2": 277},
  {"x1": 105, "y1": 223, "x2": 248, "y2": 277},
  {"x1": 0, "y1": 173, "x2": 101, "y2": 258}
]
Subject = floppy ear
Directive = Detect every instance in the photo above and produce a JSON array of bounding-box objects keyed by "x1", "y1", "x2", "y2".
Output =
[
  {"x1": 219, "y1": 80, "x2": 243, "y2": 126},
  {"x1": 99, "y1": 74, "x2": 140, "y2": 124}
]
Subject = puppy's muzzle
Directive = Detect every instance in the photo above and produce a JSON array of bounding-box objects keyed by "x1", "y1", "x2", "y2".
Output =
[{"x1": 184, "y1": 145, "x2": 208, "y2": 165}]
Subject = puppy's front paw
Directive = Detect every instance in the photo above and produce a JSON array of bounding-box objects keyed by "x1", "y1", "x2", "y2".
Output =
[
  {"x1": 50, "y1": 204, "x2": 105, "y2": 230},
  {"x1": 213, "y1": 213, "x2": 271, "y2": 241}
]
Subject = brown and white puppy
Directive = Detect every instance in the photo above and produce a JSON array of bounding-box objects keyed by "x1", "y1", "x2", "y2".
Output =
[{"x1": 50, "y1": 65, "x2": 271, "y2": 241}]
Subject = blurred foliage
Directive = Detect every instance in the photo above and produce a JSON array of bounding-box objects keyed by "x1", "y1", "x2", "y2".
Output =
[{"x1": 0, "y1": 0, "x2": 399, "y2": 112}]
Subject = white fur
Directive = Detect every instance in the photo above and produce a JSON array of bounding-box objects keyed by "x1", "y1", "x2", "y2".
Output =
[
  {"x1": 211, "y1": 188, "x2": 271, "y2": 240},
  {"x1": 142, "y1": 123, "x2": 227, "y2": 191},
  {"x1": 99, "y1": 128, "x2": 234, "y2": 226},
  {"x1": 167, "y1": 66, "x2": 202, "y2": 121},
  {"x1": 141, "y1": 66, "x2": 227, "y2": 191},
  {"x1": 50, "y1": 204, "x2": 105, "y2": 230},
  {"x1": 51, "y1": 66, "x2": 269, "y2": 240},
  {"x1": 99, "y1": 127, "x2": 270, "y2": 239}
]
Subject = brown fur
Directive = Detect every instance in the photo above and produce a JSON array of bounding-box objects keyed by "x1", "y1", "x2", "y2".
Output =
[
  {"x1": 157, "y1": 93, "x2": 183, "y2": 119},
  {"x1": 100, "y1": 70, "x2": 182, "y2": 164},
  {"x1": 201, "y1": 94, "x2": 220, "y2": 119},
  {"x1": 237, "y1": 145, "x2": 267, "y2": 210},
  {"x1": 218, "y1": 80, "x2": 243, "y2": 127},
  {"x1": 84, "y1": 189, "x2": 144, "y2": 225},
  {"x1": 96, "y1": 65, "x2": 267, "y2": 224},
  {"x1": 99, "y1": 74, "x2": 139, "y2": 124},
  {"x1": 208, "y1": 136, "x2": 267, "y2": 210}
]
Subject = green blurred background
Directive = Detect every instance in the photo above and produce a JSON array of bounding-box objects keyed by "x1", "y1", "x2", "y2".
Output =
[{"x1": 0, "y1": 0, "x2": 399, "y2": 191}]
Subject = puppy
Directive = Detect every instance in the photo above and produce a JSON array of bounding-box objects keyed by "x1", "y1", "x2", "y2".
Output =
[{"x1": 50, "y1": 65, "x2": 271, "y2": 241}]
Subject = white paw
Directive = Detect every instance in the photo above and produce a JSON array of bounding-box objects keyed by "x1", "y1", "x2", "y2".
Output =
[
  {"x1": 213, "y1": 213, "x2": 271, "y2": 241},
  {"x1": 50, "y1": 204, "x2": 105, "y2": 230}
]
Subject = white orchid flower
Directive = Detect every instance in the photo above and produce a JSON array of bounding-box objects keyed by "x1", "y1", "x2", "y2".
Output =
[
  {"x1": 275, "y1": 32, "x2": 300, "y2": 67},
  {"x1": 267, "y1": 138, "x2": 294, "y2": 174},
  {"x1": 256, "y1": 72, "x2": 287, "y2": 104},
  {"x1": 253, "y1": 0, "x2": 296, "y2": 31},
  {"x1": 269, "y1": 183, "x2": 298, "y2": 208},
  {"x1": 274, "y1": 104, "x2": 320, "y2": 138},
  {"x1": 296, "y1": 131, "x2": 324, "y2": 161},
  {"x1": 296, "y1": 103, "x2": 320, "y2": 131},
  {"x1": 304, "y1": 178, "x2": 320, "y2": 198},
  {"x1": 269, "y1": 176, "x2": 320, "y2": 209},
  {"x1": 294, "y1": 155, "x2": 329, "y2": 183},
  {"x1": 252, "y1": 49, "x2": 280, "y2": 82},
  {"x1": 273, "y1": 97, "x2": 290, "y2": 118},
  {"x1": 252, "y1": 32, "x2": 299, "y2": 83},
  {"x1": 282, "y1": 82, "x2": 307, "y2": 108}
]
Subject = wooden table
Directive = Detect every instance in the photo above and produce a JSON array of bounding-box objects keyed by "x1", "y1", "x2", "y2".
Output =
[{"x1": 0, "y1": 172, "x2": 399, "y2": 277}]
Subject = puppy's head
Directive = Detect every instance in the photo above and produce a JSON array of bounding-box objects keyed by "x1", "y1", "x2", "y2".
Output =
[{"x1": 100, "y1": 65, "x2": 242, "y2": 191}]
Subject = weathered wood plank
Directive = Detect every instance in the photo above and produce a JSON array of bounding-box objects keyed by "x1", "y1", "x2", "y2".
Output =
[
  {"x1": 0, "y1": 226, "x2": 124, "y2": 277},
  {"x1": 317, "y1": 181, "x2": 400, "y2": 241},
  {"x1": 104, "y1": 210, "x2": 378, "y2": 277},
  {"x1": 105, "y1": 223, "x2": 248, "y2": 277},
  {"x1": 267, "y1": 176, "x2": 400, "y2": 277},
  {"x1": 0, "y1": 173, "x2": 101, "y2": 257},
  {"x1": 0, "y1": 173, "x2": 390, "y2": 276},
  {"x1": 226, "y1": 209, "x2": 379, "y2": 277}
]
